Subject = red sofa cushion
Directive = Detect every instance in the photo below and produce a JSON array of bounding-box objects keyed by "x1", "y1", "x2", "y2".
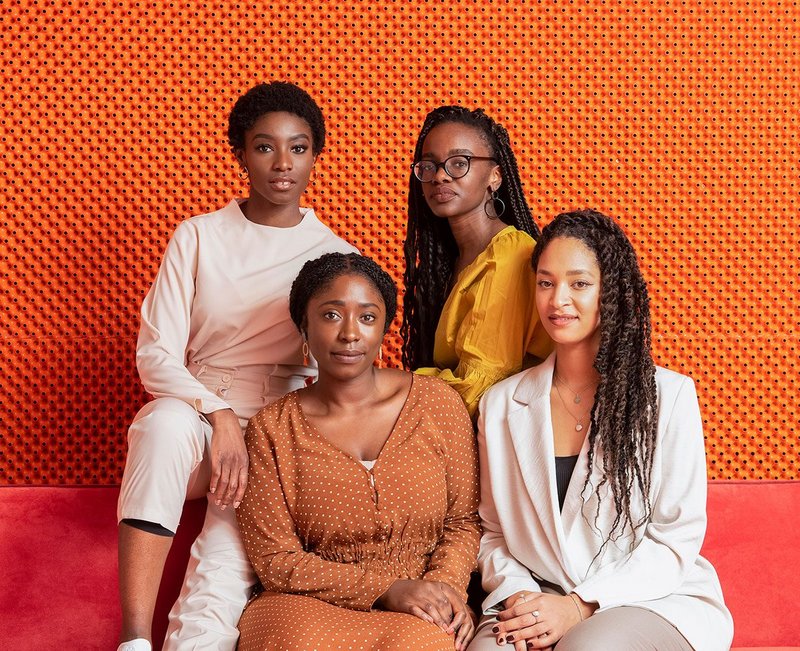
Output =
[
  {"x1": 1, "y1": 481, "x2": 798, "y2": 649},
  {"x1": 0, "y1": 486, "x2": 204, "y2": 651},
  {"x1": 702, "y1": 480, "x2": 800, "y2": 649}
]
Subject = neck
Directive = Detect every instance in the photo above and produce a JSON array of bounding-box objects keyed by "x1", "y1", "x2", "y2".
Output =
[
  {"x1": 447, "y1": 211, "x2": 508, "y2": 267},
  {"x1": 310, "y1": 367, "x2": 382, "y2": 410},
  {"x1": 242, "y1": 195, "x2": 303, "y2": 227},
  {"x1": 553, "y1": 340, "x2": 601, "y2": 388}
]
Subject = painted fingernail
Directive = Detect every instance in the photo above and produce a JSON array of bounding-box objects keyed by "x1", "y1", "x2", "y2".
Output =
[
  {"x1": 506, "y1": 634, "x2": 515, "y2": 642},
  {"x1": 492, "y1": 625, "x2": 500, "y2": 634},
  {"x1": 233, "y1": 501, "x2": 241, "y2": 508}
]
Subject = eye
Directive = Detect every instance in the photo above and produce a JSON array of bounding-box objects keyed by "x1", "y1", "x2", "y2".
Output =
[
  {"x1": 572, "y1": 280, "x2": 591, "y2": 289},
  {"x1": 255, "y1": 144, "x2": 273, "y2": 153},
  {"x1": 323, "y1": 310, "x2": 341, "y2": 321},
  {"x1": 450, "y1": 157, "x2": 469, "y2": 169},
  {"x1": 361, "y1": 313, "x2": 377, "y2": 323},
  {"x1": 291, "y1": 144, "x2": 309, "y2": 154},
  {"x1": 537, "y1": 279, "x2": 553, "y2": 289}
]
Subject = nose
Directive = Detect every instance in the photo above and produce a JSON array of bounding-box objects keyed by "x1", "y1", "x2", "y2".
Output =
[
  {"x1": 552, "y1": 282, "x2": 571, "y2": 307},
  {"x1": 432, "y1": 164, "x2": 451, "y2": 184},
  {"x1": 273, "y1": 149, "x2": 292, "y2": 171},
  {"x1": 338, "y1": 314, "x2": 360, "y2": 341}
]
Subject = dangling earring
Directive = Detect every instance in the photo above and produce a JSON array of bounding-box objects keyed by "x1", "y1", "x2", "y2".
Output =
[
  {"x1": 376, "y1": 346, "x2": 384, "y2": 368},
  {"x1": 238, "y1": 165, "x2": 249, "y2": 181},
  {"x1": 302, "y1": 338, "x2": 310, "y2": 366},
  {"x1": 484, "y1": 186, "x2": 506, "y2": 219}
]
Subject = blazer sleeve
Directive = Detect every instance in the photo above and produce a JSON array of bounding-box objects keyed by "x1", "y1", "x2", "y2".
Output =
[
  {"x1": 572, "y1": 375, "x2": 710, "y2": 608},
  {"x1": 135, "y1": 221, "x2": 230, "y2": 414},
  {"x1": 237, "y1": 412, "x2": 397, "y2": 611},
  {"x1": 476, "y1": 396, "x2": 543, "y2": 611},
  {"x1": 421, "y1": 383, "x2": 482, "y2": 601},
  {"x1": 415, "y1": 235, "x2": 547, "y2": 418}
]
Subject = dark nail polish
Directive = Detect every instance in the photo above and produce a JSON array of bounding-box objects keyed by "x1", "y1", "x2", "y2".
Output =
[
  {"x1": 492, "y1": 625, "x2": 499, "y2": 634},
  {"x1": 506, "y1": 634, "x2": 515, "y2": 642}
]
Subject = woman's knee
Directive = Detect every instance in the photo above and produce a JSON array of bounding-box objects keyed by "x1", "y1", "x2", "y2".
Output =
[{"x1": 127, "y1": 397, "x2": 206, "y2": 458}]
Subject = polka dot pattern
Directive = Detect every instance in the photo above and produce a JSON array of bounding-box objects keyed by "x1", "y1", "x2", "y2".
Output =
[{"x1": 236, "y1": 375, "x2": 480, "y2": 649}]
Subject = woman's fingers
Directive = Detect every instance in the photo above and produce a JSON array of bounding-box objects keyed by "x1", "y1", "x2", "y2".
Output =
[{"x1": 409, "y1": 604, "x2": 435, "y2": 625}]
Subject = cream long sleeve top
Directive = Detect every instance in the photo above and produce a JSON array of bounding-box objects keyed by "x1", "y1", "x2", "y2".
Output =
[{"x1": 136, "y1": 199, "x2": 357, "y2": 414}]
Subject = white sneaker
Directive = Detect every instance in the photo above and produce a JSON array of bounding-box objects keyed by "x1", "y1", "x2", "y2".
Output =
[{"x1": 117, "y1": 640, "x2": 152, "y2": 651}]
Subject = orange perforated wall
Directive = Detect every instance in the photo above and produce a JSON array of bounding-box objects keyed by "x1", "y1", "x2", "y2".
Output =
[{"x1": 1, "y1": 1, "x2": 797, "y2": 484}]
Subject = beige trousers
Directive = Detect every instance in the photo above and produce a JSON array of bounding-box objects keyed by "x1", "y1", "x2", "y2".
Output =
[
  {"x1": 469, "y1": 605, "x2": 693, "y2": 651},
  {"x1": 118, "y1": 363, "x2": 311, "y2": 651}
]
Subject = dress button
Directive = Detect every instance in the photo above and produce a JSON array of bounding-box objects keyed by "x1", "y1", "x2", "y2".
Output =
[{"x1": 221, "y1": 374, "x2": 232, "y2": 383}]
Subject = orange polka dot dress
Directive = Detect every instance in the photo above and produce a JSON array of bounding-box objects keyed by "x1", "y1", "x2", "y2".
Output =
[{"x1": 236, "y1": 374, "x2": 480, "y2": 651}]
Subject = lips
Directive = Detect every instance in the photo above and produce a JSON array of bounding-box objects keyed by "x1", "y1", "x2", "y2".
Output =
[
  {"x1": 331, "y1": 350, "x2": 365, "y2": 363},
  {"x1": 548, "y1": 314, "x2": 578, "y2": 326},
  {"x1": 428, "y1": 187, "x2": 457, "y2": 202},
  {"x1": 269, "y1": 177, "x2": 296, "y2": 191}
]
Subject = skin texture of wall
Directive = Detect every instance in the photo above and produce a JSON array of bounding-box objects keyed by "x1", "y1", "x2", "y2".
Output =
[{"x1": 0, "y1": 1, "x2": 797, "y2": 483}]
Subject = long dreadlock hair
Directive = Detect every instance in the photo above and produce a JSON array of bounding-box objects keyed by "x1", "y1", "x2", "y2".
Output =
[
  {"x1": 401, "y1": 106, "x2": 541, "y2": 370},
  {"x1": 531, "y1": 209, "x2": 659, "y2": 546}
]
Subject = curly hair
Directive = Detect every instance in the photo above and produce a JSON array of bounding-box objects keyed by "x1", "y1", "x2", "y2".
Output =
[
  {"x1": 401, "y1": 105, "x2": 541, "y2": 369},
  {"x1": 227, "y1": 81, "x2": 325, "y2": 154},
  {"x1": 531, "y1": 209, "x2": 658, "y2": 547},
  {"x1": 289, "y1": 253, "x2": 398, "y2": 335}
]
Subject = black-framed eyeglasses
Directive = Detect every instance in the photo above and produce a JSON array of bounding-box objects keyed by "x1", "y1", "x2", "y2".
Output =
[{"x1": 411, "y1": 155, "x2": 497, "y2": 183}]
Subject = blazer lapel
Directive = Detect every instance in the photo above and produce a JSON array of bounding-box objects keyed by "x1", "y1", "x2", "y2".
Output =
[{"x1": 506, "y1": 356, "x2": 567, "y2": 564}]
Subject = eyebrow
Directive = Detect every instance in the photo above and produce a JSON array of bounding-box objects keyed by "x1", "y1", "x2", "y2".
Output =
[
  {"x1": 318, "y1": 299, "x2": 382, "y2": 309},
  {"x1": 420, "y1": 147, "x2": 476, "y2": 158},
  {"x1": 536, "y1": 268, "x2": 597, "y2": 277}
]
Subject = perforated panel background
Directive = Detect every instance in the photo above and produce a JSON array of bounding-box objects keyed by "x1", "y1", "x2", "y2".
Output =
[{"x1": 1, "y1": 1, "x2": 797, "y2": 484}]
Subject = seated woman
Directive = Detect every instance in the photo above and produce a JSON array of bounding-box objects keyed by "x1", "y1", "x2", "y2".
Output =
[
  {"x1": 236, "y1": 253, "x2": 481, "y2": 651},
  {"x1": 402, "y1": 106, "x2": 551, "y2": 419},
  {"x1": 470, "y1": 210, "x2": 733, "y2": 651}
]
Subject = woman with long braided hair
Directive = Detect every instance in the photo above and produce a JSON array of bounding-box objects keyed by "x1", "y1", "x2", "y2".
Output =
[
  {"x1": 402, "y1": 106, "x2": 550, "y2": 418},
  {"x1": 470, "y1": 210, "x2": 732, "y2": 651}
]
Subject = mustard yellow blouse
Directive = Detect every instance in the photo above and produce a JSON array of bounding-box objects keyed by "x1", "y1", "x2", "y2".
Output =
[{"x1": 415, "y1": 226, "x2": 551, "y2": 418}]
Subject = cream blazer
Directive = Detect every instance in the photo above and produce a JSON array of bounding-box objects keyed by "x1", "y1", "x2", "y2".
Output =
[{"x1": 477, "y1": 354, "x2": 733, "y2": 651}]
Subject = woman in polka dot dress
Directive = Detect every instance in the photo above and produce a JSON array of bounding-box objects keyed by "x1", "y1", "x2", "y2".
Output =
[{"x1": 236, "y1": 253, "x2": 481, "y2": 651}]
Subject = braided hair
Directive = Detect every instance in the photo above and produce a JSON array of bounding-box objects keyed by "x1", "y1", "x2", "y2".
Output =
[
  {"x1": 401, "y1": 106, "x2": 541, "y2": 369},
  {"x1": 531, "y1": 209, "x2": 658, "y2": 546}
]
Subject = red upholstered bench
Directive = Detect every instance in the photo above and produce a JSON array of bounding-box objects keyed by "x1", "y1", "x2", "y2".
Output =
[{"x1": 0, "y1": 481, "x2": 797, "y2": 650}]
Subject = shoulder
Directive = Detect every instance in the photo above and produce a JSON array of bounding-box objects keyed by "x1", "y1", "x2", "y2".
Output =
[
  {"x1": 487, "y1": 227, "x2": 536, "y2": 260},
  {"x1": 655, "y1": 365, "x2": 697, "y2": 407},
  {"x1": 169, "y1": 200, "x2": 240, "y2": 241},
  {"x1": 246, "y1": 392, "x2": 301, "y2": 444},
  {"x1": 412, "y1": 375, "x2": 472, "y2": 421},
  {"x1": 300, "y1": 208, "x2": 359, "y2": 253}
]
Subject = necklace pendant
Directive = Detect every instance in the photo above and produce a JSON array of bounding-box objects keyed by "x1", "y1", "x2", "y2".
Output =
[
  {"x1": 575, "y1": 423, "x2": 583, "y2": 432},
  {"x1": 573, "y1": 395, "x2": 581, "y2": 404}
]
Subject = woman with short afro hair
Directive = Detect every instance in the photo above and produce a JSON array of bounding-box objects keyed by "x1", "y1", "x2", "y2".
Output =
[{"x1": 116, "y1": 81, "x2": 356, "y2": 651}]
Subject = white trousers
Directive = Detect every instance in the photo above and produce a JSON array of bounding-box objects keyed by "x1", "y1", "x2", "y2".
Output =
[{"x1": 118, "y1": 363, "x2": 312, "y2": 651}]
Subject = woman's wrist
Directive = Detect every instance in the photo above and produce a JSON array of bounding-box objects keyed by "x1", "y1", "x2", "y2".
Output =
[{"x1": 567, "y1": 592, "x2": 597, "y2": 622}]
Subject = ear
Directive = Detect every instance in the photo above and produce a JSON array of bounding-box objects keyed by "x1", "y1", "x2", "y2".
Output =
[
  {"x1": 490, "y1": 165, "x2": 503, "y2": 192},
  {"x1": 233, "y1": 148, "x2": 245, "y2": 167}
]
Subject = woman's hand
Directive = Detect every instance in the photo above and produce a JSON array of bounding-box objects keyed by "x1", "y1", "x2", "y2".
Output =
[
  {"x1": 206, "y1": 409, "x2": 248, "y2": 509},
  {"x1": 376, "y1": 579, "x2": 475, "y2": 650},
  {"x1": 492, "y1": 592, "x2": 591, "y2": 649}
]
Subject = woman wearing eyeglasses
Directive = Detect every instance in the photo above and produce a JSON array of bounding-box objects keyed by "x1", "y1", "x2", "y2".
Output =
[{"x1": 402, "y1": 106, "x2": 550, "y2": 419}]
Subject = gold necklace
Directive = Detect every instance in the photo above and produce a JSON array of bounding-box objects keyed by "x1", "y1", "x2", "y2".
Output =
[
  {"x1": 553, "y1": 381, "x2": 593, "y2": 432},
  {"x1": 554, "y1": 373, "x2": 597, "y2": 405}
]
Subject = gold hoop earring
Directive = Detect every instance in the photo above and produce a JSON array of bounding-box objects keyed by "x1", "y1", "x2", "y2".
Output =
[
  {"x1": 302, "y1": 340, "x2": 309, "y2": 366},
  {"x1": 238, "y1": 166, "x2": 249, "y2": 181}
]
